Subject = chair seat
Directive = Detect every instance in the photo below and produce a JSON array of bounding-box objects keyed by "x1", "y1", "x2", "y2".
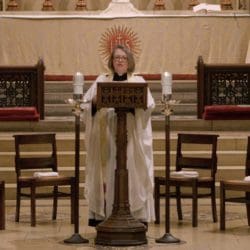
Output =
[
  {"x1": 18, "y1": 176, "x2": 74, "y2": 187},
  {"x1": 157, "y1": 176, "x2": 213, "y2": 186},
  {"x1": 169, "y1": 177, "x2": 214, "y2": 191},
  {"x1": 170, "y1": 176, "x2": 213, "y2": 182},
  {"x1": 222, "y1": 180, "x2": 250, "y2": 191}
]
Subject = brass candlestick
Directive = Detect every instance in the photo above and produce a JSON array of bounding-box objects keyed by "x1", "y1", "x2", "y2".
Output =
[
  {"x1": 155, "y1": 94, "x2": 181, "y2": 244},
  {"x1": 64, "y1": 98, "x2": 89, "y2": 244}
]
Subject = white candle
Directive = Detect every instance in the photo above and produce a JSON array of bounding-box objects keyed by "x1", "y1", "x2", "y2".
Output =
[
  {"x1": 161, "y1": 72, "x2": 172, "y2": 95},
  {"x1": 73, "y1": 72, "x2": 84, "y2": 95}
]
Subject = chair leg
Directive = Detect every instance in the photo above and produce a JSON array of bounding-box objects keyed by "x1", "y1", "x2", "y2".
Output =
[
  {"x1": 31, "y1": 185, "x2": 36, "y2": 227},
  {"x1": 15, "y1": 186, "x2": 21, "y2": 222},
  {"x1": 247, "y1": 203, "x2": 250, "y2": 226},
  {"x1": 0, "y1": 182, "x2": 5, "y2": 230},
  {"x1": 246, "y1": 192, "x2": 250, "y2": 226},
  {"x1": 176, "y1": 186, "x2": 183, "y2": 220},
  {"x1": 220, "y1": 182, "x2": 226, "y2": 230},
  {"x1": 52, "y1": 186, "x2": 58, "y2": 220},
  {"x1": 192, "y1": 180, "x2": 198, "y2": 227},
  {"x1": 70, "y1": 181, "x2": 75, "y2": 224},
  {"x1": 154, "y1": 177, "x2": 160, "y2": 224},
  {"x1": 211, "y1": 184, "x2": 218, "y2": 222}
]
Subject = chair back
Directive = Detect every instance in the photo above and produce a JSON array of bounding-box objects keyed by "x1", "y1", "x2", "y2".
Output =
[
  {"x1": 13, "y1": 133, "x2": 58, "y2": 177},
  {"x1": 246, "y1": 136, "x2": 250, "y2": 177},
  {"x1": 176, "y1": 133, "x2": 219, "y2": 178}
]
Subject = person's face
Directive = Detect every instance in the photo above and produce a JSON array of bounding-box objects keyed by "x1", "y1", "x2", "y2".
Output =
[{"x1": 112, "y1": 48, "x2": 128, "y2": 76}]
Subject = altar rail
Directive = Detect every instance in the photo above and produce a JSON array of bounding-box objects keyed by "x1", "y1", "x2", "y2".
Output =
[
  {"x1": 197, "y1": 56, "x2": 250, "y2": 119},
  {"x1": 0, "y1": 59, "x2": 45, "y2": 120}
]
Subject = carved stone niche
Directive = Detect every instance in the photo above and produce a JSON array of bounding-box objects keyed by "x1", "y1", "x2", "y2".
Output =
[
  {"x1": 42, "y1": 0, "x2": 54, "y2": 11},
  {"x1": 75, "y1": 0, "x2": 87, "y2": 10},
  {"x1": 188, "y1": 0, "x2": 200, "y2": 10},
  {"x1": 221, "y1": 0, "x2": 233, "y2": 10},
  {"x1": 154, "y1": 0, "x2": 166, "y2": 10},
  {"x1": 7, "y1": 0, "x2": 18, "y2": 11}
]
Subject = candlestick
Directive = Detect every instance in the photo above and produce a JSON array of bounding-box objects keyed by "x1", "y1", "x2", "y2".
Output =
[
  {"x1": 64, "y1": 97, "x2": 89, "y2": 244},
  {"x1": 156, "y1": 89, "x2": 181, "y2": 244}
]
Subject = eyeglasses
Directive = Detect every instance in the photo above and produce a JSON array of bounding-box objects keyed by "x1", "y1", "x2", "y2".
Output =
[{"x1": 113, "y1": 55, "x2": 128, "y2": 62}]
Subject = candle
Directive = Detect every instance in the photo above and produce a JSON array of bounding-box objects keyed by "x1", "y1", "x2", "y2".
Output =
[
  {"x1": 161, "y1": 72, "x2": 172, "y2": 96},
  {"x1": 73, "y1": 72, "x2": 84, "y2": 95}
]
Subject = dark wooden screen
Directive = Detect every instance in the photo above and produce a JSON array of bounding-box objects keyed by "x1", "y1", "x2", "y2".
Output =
[
  {"x1": 0, "y1": 59, "x2": 45, "y2": 119},
  {"x1": 197, "y1": 56, "x2": 250, "y2": 118}
]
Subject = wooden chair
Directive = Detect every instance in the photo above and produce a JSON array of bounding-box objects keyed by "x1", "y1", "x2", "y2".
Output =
[
  {"x1": 155, "y1": 133, "x2": 219, "y2": 227},
  {"x1": 13, "y1": 133, "x2": 75, "y2": 227},
  {"x1": 220, "y1": 136, "x2": 250, "y2": 230}
]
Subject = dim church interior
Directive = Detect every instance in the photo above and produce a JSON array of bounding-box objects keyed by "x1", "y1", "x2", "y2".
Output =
[{"x1": 1, "y1": 1, "x2": 250, "y2": 249}]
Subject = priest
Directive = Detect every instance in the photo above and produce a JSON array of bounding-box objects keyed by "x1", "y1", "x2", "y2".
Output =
[{"x1": 83, "y1": 44, "x2": 155, "y2": 227}]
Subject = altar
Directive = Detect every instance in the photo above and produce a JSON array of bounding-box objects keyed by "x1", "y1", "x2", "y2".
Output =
[{"x1": 0, "y1": 1, "x2": 249, "y2": 75}]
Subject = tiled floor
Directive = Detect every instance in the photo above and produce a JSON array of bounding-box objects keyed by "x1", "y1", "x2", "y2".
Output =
[{"x1": 0, "y1": 199, "x2": 250, "y2": 250}]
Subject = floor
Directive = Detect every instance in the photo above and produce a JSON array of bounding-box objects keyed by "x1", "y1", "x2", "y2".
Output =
[{"x1": 0, "y1": 199, "x2": 250, "y2": 250}]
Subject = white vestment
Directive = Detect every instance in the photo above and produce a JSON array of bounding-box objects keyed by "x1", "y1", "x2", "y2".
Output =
[{"x1": 83, "y1": 73, "x2": 155, "y2": 222}]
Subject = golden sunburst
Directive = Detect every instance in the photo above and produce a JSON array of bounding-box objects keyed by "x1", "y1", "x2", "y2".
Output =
[{"x1": 99, "y1": 25, "x2": 141, "y2": 62}]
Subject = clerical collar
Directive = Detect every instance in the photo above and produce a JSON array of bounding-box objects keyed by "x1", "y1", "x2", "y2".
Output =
[{"x1": 113, "y1": 72, "x2": 127, "y2": 81}]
